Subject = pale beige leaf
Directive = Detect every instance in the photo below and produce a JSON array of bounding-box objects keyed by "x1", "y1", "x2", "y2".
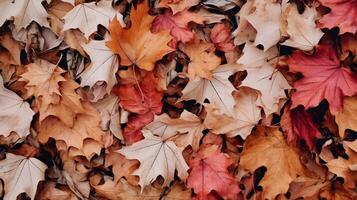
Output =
[
  {"x1": 281, "y1": 4, "x2": 323, "y2": 51},
  {"x1": 118, "y1": 130, "x2": 189, "y2": 190},
  {"x1": 0, "y1": 76, "x2": 34, "y2": 137},
  {"x1": 237, "y1": 42, "x2": 278, "y2": 68},
  {"x1": 0, "y1": 153, "x2": 47, "y2": 200},
  {"x1": 204, "y1": 87, "x2": 261, "y2": 139},
  {"x1": 180, "y1": 64, "x2": 238, "y2": 116},
  {"x1": 80, "y1": 39, "x2": 118, "y2": 94},
  {"x1": 63, "y1": 2, "x2": 123, "y2": 38},
  {"x1": 240, "y1": 64, "x2": 291, "y2": 115},
  {"x1": 93, "y1": 95, "x2": 122, "y2": 140},
  {"x1": 246, "y1": 0, "x2": 281, "y2": 50},
  {"x1": 145, "y1": 110, "x2": 204, "y2": 151},
  {"x1": 12, "y1": 0, "x2": 50, "y2": 30},
  {"x1": 232, "y1": 0, "x2": 256, "y2": 45}
]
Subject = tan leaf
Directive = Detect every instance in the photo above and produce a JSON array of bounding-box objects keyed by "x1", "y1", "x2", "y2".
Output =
[
  {"x1": 281, "y1": 4, "x2": 323, "y2": 51},
  {"x1": 335, "y1": 96, "x2": 357, "y2": 138},
  {"x1": 105, "y1": 151, "x2": 138, "y2": 183},
  {"x1": 63, "y1": 2, "x2": 122, "y2": 38},
  {"x1": 118, "y1": 130, "x2": 189, "y2": 189},
  {"x1": 106, "y1": 1, "x2": 173, "y2": 71},
  {"x1": 239, "y1": 126, "x2": 306, "y2": 199},
  {"x1": 47, "y1": 0, "x2": 74, "y2": 35},
  {"x1": 180, "y1": 64, "x2": 238, "y2": 116},
  {"x1": 0, "y1": 153, "x2": 47, "y2": 200},
  {"x1": 80, "y1": 39, "x2": 118, "y2": 94},
  {"x1": 145, "y1": 110, "x2": 205, "y2": 151},
  {"x1": 158, "y1": 0, "x2": 200, "y2": 14},
  {"x1": 64, "y1": 29, "x2": 87, "y2": 56},
  {"x1": 324, "y1": 142, "x2": 357, "y2": 189},
  {"x1": 179, "y1": 39, "x2": 221, "y2": 79},
  {"x1": 204, "y1": 87, "x2": 261, "y2": 139},
  {"x1": 239, "y1": 64, "x2": 291, "y2": 115},
  {"x1": 0, "y1": 76, "x2": 34, "y2": 137},
  {"x1": 245, "y1": 0, "x2": 281, "y2": 50}
]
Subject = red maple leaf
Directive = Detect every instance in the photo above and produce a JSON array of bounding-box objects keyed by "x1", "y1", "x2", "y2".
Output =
[
  {"x1": 113, "y1": 72, "x2": 163, "y2": 143},
  {"x1": 318, "y1": 0, "x2": 357, "y2": 34},
  {"x1": 151, "y1": 9, "x2": 203, "y2": 43},
  {"x1": 286, "y1": 44, "x2": 357, "y2": 114},
  {"x1": 187, "y1": 145, "x2": 241, "y2": 200},
  {"x1": 281, "y1": 106, "x2": 321, "y2": 149}
]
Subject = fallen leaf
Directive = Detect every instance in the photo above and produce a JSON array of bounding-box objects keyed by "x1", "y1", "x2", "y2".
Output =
[
  {"x1": 180, "y1": 64, "x2": 238, "y2": 116},
  {"x1": 119, "y1": 130, "x2": 189, "y2": 189},
  {"x1": 187, "y1": 144, "x2": 240, "y2": 200},
  {"x1": 240, "y1": 126, "x2": 306, "y2": 199},
  {"x1": 0, "y1": 153, "x2": 47, "y2": 200},
  {"x1": 245, "y1": 0, "x2": 281, "y2": 50},
  {"x1": 0, "y1": 75, "x2": 34, "y2": 138},
  {"x1": 106, "y1": 0, "x2": 174, "y2": 71},
  {"x1": 63, "y1": 2, "x2": 122, "y2": 38},
  {"x1": 12, "y1": 0, "x2": 50, "y2": 30},
  {"x1": 239, "y1": 64, "x2": 291, "y2": 115},
  {"x1": 114, "y1": 72, "x2": 163, "y2": 115},
  {"x1": 281, "y1": 105, "x2": 321, "y2": 149},
  {"x1": 145, "y1": 110, "x2": 205, "y2": 151},
  {"x1": 179, "y1": 38, "x2": 221, "y2": 79},
  {"x1": 80, "y1": 38, "x2": 118, "y2": 94},
  {"x1": 210, "y1": 23, "x2": 235, "y2": 52},
  {"x1": 335, "y1": 96, "x2": 357, "y2": 138},
  {"x1": 204, "y1": 87, "x2": 261, "y2": 139},
  {"x1": 286, "y1": 44, "x2": 357, "y2": 114},
  {"x1": 158, "y1": 0, "x2": 200, "y2": 14},
  {"x1": 152, "y1": 9, "x2": 204, "y2": 43},
  {"x1": 318, "y1": 0, "x2": 357, "y2": 34},
  {"x1": 281, "y1": 4, "x2": 323, "y2": 51}
]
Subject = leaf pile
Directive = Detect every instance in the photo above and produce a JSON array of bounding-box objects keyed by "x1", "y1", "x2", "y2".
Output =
[{"x1": 0, "y1": 0, "x2": 356, "y2": 200}]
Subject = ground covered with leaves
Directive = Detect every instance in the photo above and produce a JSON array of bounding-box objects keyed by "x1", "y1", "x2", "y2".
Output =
[{"x1": 0, "y1": 0, "x2": 356, "y2": 199}]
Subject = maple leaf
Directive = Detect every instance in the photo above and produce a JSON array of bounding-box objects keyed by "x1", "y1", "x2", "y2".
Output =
[
  {"x1": 187, "y1": 145, "x2": 240, "y2": 200},
  {"x1": 105, "y1": 151, "x2": 138, "y2": 183},
  {"x1": 281, "y1": 4, "x2": 324, "y2": 51},
  {"x1": 93, "y1": 95, "x2": 122, "y2": 139},
  {"x1": 322, "y1": 141, "x2": 357, "y2": 189},
  {"x1": 318, "y1": 0, "x2": 357, "y2": 34},
  {"x1": 38, "y1": 102, "x2": 105, "y2": 159},
  {"x1": 63, "y1": 2, "x2": 122, "y2": 38},
  {"x1": 122, "y1": 112, "x2": 153, "y2": 144},
  {"x1": 0, "y1": 76, "x2": 34, "y2": 138},
  {"x1": 80, "y1": 39, "x2": 118, "y2": 94},
  {"x1": 106, "y1": 0, "x2": 174, "y2": 71},
  {"x1": 179, "y1": 38, "x2": 221, "y2": 79},
  {"x1": 158, "y1": 0, "x2": 201, "y2": 14},
  {"x1": 114, "y1": 72, "x2": 163, "y2": 115},
  {"x1": 145, "y1": 110, "x2": 205, "y2": 151},
  {"x1": 232, "y1": 1, "x2": 257, "y2": 46},
  {"x1": 237, "y1": 42, "x2": 278, "y2": 68},
  {"x1": 286, "y1": 44, "x2": 357, "y2": 114},
  {"x1": 240, "y1": 64, "x2": 291, "y2": 115},
  {"x1": 281, "y1": 105, "x2": 321, "y2": 149},
  {"x1": 245, "y1": 0, "x2": 281, "y2": 50},
  {"x1": 180, "y1": 64, "x2": 238, "y2": 116},
  {"x1": 210, "y1": 23, "x2": 235, "y2": 52},
  {"x1": 239, "y1": 126, "x2": 306, "y2": 199},
  {"x1": 91, "y1": 178, "x2": 163, "y2": 200},
  {"x1": 21, "y1": 60, "x2": 85, "y2": 127},
  {"x1": 151, "y1": 9, "x2": 204, "y2": 43},
  {"x1": 204, "y1": 87, "x2": 262, "y2": 139},
  {"x1": 0, "y1": 153, "x2": 47, "y2": 200},
  {"x1": 118, "y1": 130, "x2": 189, "y2": 189},
  {"x1": 335, "y1": 96, "x2": 357, "y2": 138},
  {"x1": 4, "y1": 0, "x2": 50, "y2": 30}
]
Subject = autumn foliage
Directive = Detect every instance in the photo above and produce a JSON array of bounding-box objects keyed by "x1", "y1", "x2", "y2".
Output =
[{"x1": 0, "y1": 0, "x2": 356, "y2": 200}]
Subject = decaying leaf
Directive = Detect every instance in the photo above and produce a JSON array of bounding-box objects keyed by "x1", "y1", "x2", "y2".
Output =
[
  {"x1": 0, "y1": 153, "x2": 47, "y2": 200},
  {"x1": 119, "y1": 130, "x2": 189, "y2": 189}
]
